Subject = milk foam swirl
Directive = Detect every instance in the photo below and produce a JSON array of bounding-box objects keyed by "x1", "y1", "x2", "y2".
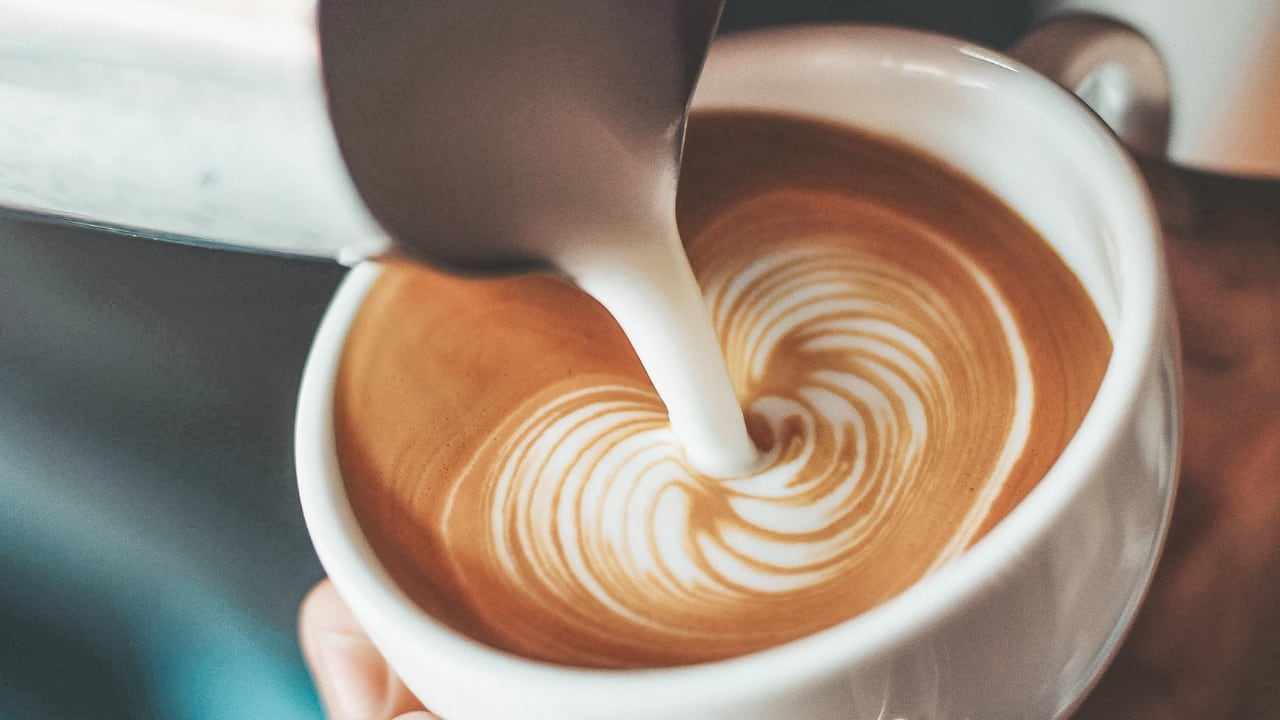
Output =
[
  {"x1": 437, "y1": 192, "x2": 1033, "y2": 666},
  {"x1": 336, "y1": 113, "x2": 1111, "y2": 670}
]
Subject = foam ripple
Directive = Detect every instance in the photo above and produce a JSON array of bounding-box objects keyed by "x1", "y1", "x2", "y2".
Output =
[{"x1": 439, "y1": 193, "x2": 1033, "y2": 665}]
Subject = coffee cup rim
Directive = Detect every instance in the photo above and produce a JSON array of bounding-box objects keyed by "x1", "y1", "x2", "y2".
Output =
[{"x1": 296, "y1": 24, "x2": 1168, "y2": 706}]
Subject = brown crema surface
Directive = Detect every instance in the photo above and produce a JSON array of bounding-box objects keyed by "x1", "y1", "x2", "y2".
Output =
[{"x1": 334, "y1": 113, "x2": 1112, "y2": 669}]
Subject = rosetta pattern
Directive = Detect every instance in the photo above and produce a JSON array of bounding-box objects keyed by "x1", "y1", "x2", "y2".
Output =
[{"x1": 441, "y1": 193, "x2": 1034, "y2": 667}]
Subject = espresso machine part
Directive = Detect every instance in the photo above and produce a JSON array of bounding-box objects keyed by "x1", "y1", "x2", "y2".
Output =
[
  {"x1": 1017, "y1": 0, "x2": 1280, "y2": 179},
  {"x1": 0, "y1": 0, "x2": 722, "y2": 271}
]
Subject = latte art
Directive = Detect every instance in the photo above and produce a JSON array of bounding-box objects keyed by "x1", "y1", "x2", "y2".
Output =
[
  {"x1": 442, "y1": 195, "x2": 1037, "y2": 664},
  {"x1": 336, "y1": 113, "x2": 1111, "y2": 669},
  {"x1": 697, "y1": 201, "x2": 1036, "y2": 569}
]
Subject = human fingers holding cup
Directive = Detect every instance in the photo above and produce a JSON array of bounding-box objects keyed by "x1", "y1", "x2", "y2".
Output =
[{"x1": 301, "y1": 580, "x2": 436, "y2": 720}]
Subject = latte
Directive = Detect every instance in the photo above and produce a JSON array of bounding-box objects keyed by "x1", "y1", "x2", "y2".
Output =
[{"x1": 334, "y1": 112, "x2": 1111, "y2": 669}]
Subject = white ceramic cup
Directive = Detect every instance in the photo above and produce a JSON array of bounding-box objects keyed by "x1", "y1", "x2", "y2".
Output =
[{"x1": 297, "y1": 26, "x2": 1180, "y2": 720}]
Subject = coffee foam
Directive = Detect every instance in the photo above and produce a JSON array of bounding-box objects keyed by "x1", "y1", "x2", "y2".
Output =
[{"x1": 335, "y1": 113, "x2": 1111, "y2": 668}]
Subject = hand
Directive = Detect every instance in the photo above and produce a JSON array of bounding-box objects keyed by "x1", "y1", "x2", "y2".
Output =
[
  {"x1": 299, "y1": 580, "x2": 438, "y2": 720},
  {"x1": 1074, "y1": 162, "x2": 1280, "y2": 719}
]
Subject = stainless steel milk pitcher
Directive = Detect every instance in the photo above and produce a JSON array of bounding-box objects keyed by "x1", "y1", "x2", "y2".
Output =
[{"x1": 0, "y1": 0, "x2": 385, "y2": 261}]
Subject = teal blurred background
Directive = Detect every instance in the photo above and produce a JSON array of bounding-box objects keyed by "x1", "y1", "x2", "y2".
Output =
[{"x1": 0, "y1": 3, "x2": 1027, "y2": 718}]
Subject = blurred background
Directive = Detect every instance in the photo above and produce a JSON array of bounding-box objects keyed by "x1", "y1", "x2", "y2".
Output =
[{"x1": 4, "y1": 1, "x2": 1234, "y2": 718}]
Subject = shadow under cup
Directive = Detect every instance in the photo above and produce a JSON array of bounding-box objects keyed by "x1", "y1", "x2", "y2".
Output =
[{"x1": 297, "y1": 26, "x2": 1179, "y2": 720}]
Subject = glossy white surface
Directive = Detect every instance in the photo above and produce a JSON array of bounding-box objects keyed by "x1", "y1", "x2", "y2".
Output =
[
  {"x1": 1035, "y1": 0, "x2": 1280, "y2": 178},
  {"x1": 297, "y1": 26, "x2": 1179, "y2": 720}
]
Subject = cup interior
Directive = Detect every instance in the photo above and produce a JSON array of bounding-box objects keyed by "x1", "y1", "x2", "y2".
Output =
[{"x1": 296, "y1": 24, "x2": 1164, "y2": 707}]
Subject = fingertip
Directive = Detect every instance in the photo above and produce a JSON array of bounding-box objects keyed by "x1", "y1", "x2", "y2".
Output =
[
  {"x1": 301, "y1": 580, "x2": 389, "y2": 719},
  {"x1": 300, "y1": 578, "x2": 365, "y2": 637},
  {"x1": 299, "y1": 579, "x2": 429, "y2": 719}
]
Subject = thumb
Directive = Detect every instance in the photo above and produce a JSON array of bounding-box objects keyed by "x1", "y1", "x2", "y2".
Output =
[{"x1": 300, "y1": 580, "x2": 437, "y2": 720}]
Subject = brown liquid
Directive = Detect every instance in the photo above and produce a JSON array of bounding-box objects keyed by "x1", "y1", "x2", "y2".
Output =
[{"x1": 334, "y1": 113, "x2": 1112, "y2": 669}]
